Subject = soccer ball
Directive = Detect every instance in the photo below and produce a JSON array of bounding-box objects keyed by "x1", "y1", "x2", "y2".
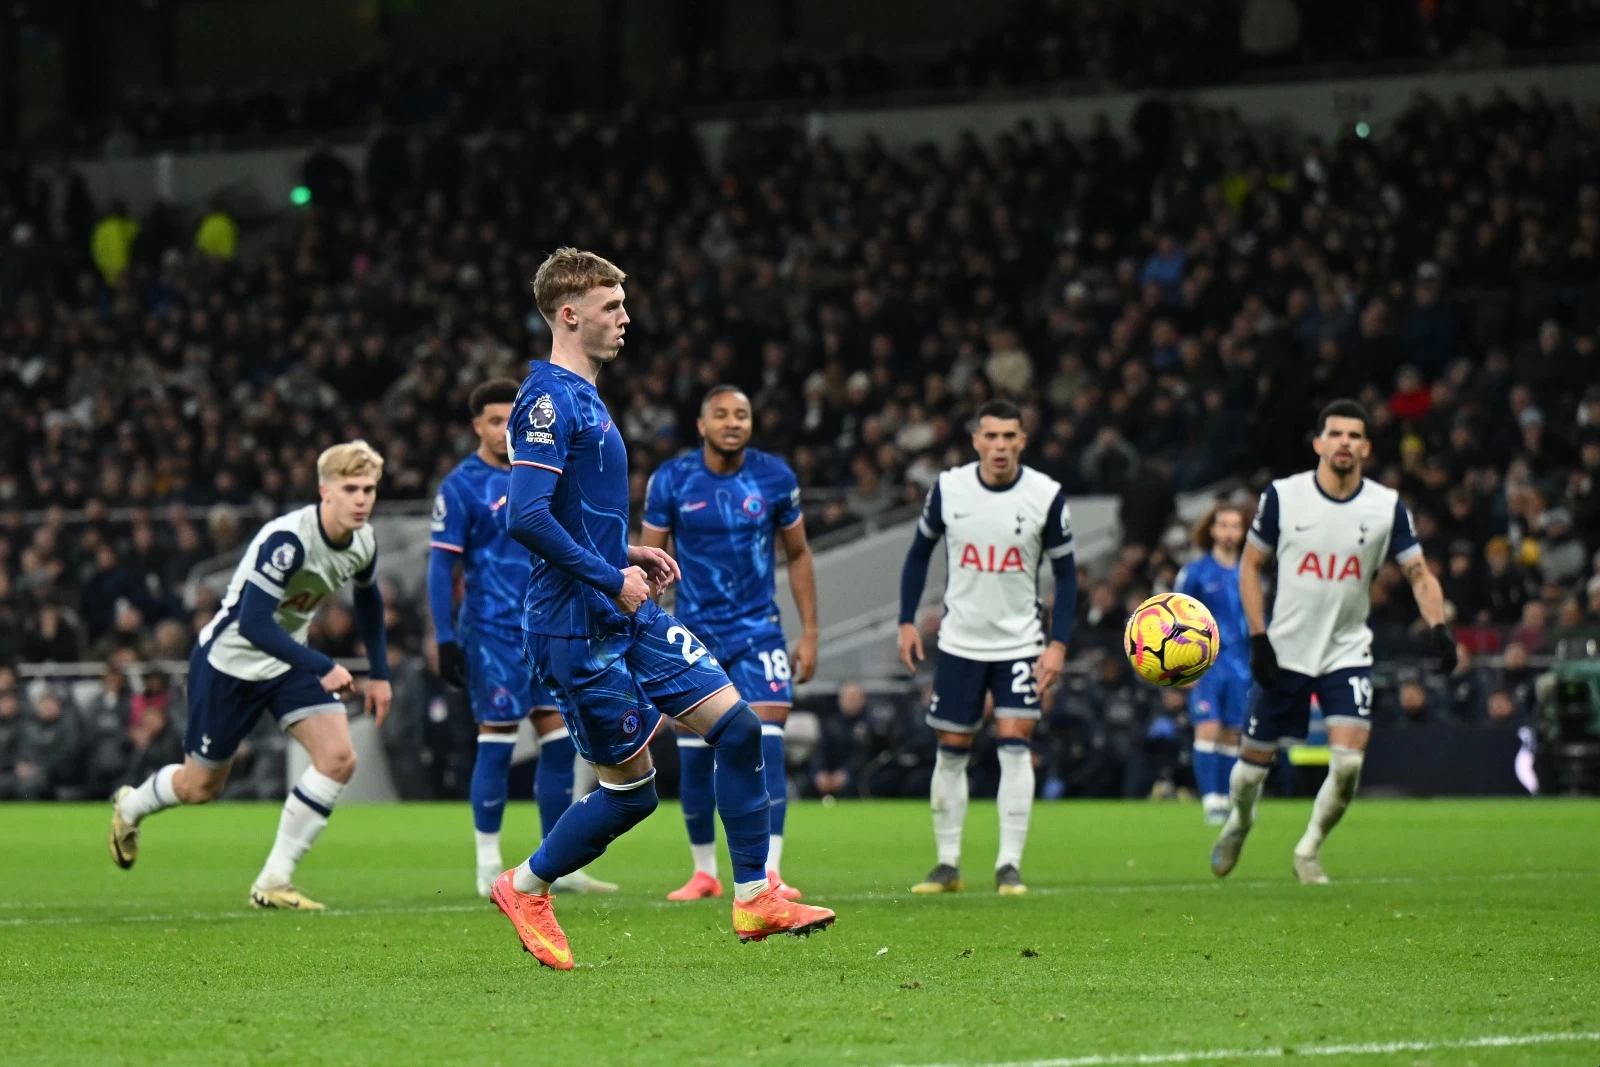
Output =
[{"x1": 1123, "y1": 592, "x2": 1221, "y2": 687}]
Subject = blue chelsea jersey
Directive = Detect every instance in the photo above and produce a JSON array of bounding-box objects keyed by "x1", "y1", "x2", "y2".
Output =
[
  {"x1": 430, "y1": 453, "x2": 527, "y2": 636},
  {"x1": 642, "y1": 448, "x2": 803, "y2": 646},
  {"x1": 1175, "y1": 552, "x2": 1250, "y2": 664},
  {"x1": 510, "y1": 361, "x2": 632, "y2": 638}
]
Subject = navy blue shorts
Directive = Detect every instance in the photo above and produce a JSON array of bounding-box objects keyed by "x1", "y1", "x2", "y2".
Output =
[
  {"x1": 460, "y1": 618, "x2": 557, "y2": 725},
  {"x1": 927, "y1": 649, "x2": 1041, "y2": 734},
  {"x1": 184, "y1": 645, "x2": 345, "y2": 768},
  {"x1": 1190, "y1": 655, "x2": 1251, "y2": 730},
  {"x1": 1243, "y1": 665, "x2": 1373, "y2": 753},
  {"x1": 707, "y1": 623, "x2": 794, "y2": 707},
  {"x1": 527, "y1": 605, "x2": 734, "y2": 766}
]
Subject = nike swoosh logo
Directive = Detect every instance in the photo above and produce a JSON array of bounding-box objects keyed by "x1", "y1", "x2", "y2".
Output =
[
  {"x1": 1294, "y1": 524, "x2": 1314, "y2": 531},
  {"x1": 482, "y1": 799, "x2": 505, "y2": 808},
  {"x1": 952, "y1": 512, "x2": 972, "y2": 519},
  {"x1": 523, "y1": 922, "x2": 570, "y2": 964},
  {"x1": 681, "y1": 502, "x2": 709, "y2": 512},
  {"x1": 1023, "y1": 695, "x2": 1039, "y2": 705}
]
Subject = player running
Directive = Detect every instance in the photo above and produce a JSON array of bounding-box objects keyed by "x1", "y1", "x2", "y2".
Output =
[
  {"x1": 108, "y1": 442, "x2": 392, "y2": 910},
  {"x1": 489, "y1": 248, "x2": 836, "y2": 969},
  {"x1": 428, "y1": 379, "x2": 617, "y2": 898},
  {"x1": 1212, "y1": 399, "x2": 1456, "y2": 884},
  {"x1": 897, "y1": 400, "x2": 1077, "y2": 896},
  {"x1": 641, "y1": 384, "x2": 820, "y2": 902},
  {"x1": 1175, "y1": 503, "x2": 1251, "y2": 825}
]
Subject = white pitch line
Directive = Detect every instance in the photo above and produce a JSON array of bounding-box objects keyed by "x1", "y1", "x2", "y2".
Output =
[
  {"x1": 880, "y1": 1030, "x2": 1600, "y2": 1067},
  {"x1": 0, "y1": 869, "x2": 1592, "y2": 928}
]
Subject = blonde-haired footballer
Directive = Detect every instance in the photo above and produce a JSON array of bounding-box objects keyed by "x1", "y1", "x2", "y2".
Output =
[{"x1": 108, "y1": 441, "x2": 393, "y2": 910}]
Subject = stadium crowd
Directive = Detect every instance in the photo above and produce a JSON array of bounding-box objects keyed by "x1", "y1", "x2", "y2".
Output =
[
  {"x1": 3, "y1": 71, "x2": 1600, "y2": 799},
  {"x1": 35, "y1": 0, "x2": 1600, "y2": 158}
]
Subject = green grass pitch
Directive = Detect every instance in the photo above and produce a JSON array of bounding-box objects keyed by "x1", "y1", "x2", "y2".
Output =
[{"x1": 3, "y1": 798, "x2": 1597, "y2": 1066}]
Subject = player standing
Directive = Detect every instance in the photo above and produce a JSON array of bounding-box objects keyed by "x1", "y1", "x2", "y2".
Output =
[
  {"x1": 1212, "y1": 399, "x2": 1456, "y2": 883},
  {"x1": 108, "y1": 442, "x2": 393, "y2": 910},
  {"x1": 489, "y1": 248, "x2": 836, "y2": 969},
  {"x1": 428, "y1": 379, "x2": 616, "y2": 898},
  {"x1": 1175, "y1": 503, "x2": 1251, "y2": 825},
  {"x1": 641, "y1": 384, "x2": 820, "y2": 902},
  {"x1": 897, "y1": 400, "x2": 1077, "y2": 896}
]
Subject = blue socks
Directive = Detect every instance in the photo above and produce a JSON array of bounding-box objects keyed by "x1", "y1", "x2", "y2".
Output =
[
  {"x1": 761, "y1": 724, "x2": 787, "y2": 839},
  {"x1": 1193, "y1": 739, "x2": 1219, "y2": 799},
  {"x1": 527, "y1": 774, "x2": 659, "y2": 884},
  {"x1": 705, "y1": 701, "x2": 771, "y2": 886},
  {"x1": 470, "y1": 734, "x2": 517, "y2": 834},
  {"x1": 677, "y1": 736, "x2": 718, "y2": 848},
  {"x1": 535, "y1": 729, "x2": 577, "y2": 839}
]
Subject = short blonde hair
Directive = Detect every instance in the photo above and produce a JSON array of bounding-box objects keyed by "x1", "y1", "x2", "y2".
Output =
[
  {"x1": 531, "y1": 247, "x2": 626, "y2": 322},
  {"x1": 317, "y1": 440, "x2": 385, "y2": 484}
]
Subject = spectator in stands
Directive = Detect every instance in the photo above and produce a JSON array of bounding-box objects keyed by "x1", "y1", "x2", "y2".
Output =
[
  {"x1": 14, "y1": 687, "x2": 82, "y2": 800},
  {"x1": 82, "y1": 662, "x2": 134, "y2": 796},
  {"x1": 0, "y1": 688, "x2": 21, "y2": 799},
  {"x1": 21, "y1": 602, "x2": 83, "y2": 662},
  {"x1": 812, "y1": 682, "x2": 870, "y2": 799}
]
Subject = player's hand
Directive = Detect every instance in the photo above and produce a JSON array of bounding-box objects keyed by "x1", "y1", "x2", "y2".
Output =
[
  {"x1": 364, "y1": 679, "x2": 393, "y2": 727},
  {"x1": 1249, "y1": 634, "x2": 1280, "y2": 688},
  {"x1": 435, "y1": 641, "x2": 467, "y2": 689},
  {"x1": 897, "y1": 623, "x2": 924, "y2": 675},
  {"x1": 612, "y1": 565, "x2": 652, "y2": 614},
  {"x1": 628, "y1": 544, "x2": 680, "y2": 595},
  {"x1": 1033, "y1": 641, "x2": 1066, "y2": 696},
  {"x1": 1431, "y1": 623, "x2": 1459, "y2": 674},
  {"x1": 792, "y1": 630, "x2": 819, "y2": 684},
  {"x1": 320, "y1": 663, "x2": 355, "y2": 697}
]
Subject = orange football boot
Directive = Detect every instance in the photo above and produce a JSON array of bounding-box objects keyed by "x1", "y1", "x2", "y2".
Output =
[
  {"x1": 491, "y1": 870, "x2": 574, "y2": 971},
  {"x1": 768, "y1": 868, "x2": 802, "y2": 901},
  {"x1": 731, "y1": 885, "x2": 836, "y2": 943},
  {"x1": 666, "y1": 870, "x2": 723, "y2": 901}
]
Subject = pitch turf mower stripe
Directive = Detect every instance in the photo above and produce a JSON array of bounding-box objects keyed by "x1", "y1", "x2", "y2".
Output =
[
  {"x1": 2, "y1": 869, "x2": 1593, "y2": 927},
  {"x1": 883, "y1": 1029, "x2": 1600, "y2": 1067}
]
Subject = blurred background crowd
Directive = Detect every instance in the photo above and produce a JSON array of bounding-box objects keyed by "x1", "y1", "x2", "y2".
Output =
[{"x1": 2, "y1": 0, "x2": 1598, "y2": 801}]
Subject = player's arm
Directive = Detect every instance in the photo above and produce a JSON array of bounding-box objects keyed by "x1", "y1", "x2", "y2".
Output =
[
  {"x1": 1393, "y1": 498, "x2": 1458, "y2": 673},
  {"x1": 897, "y1": 480, "x2": 944, "y2": 673},
  {"x1": 350, "y1": 550, "x2": 393, "y2": 725},
  {"x1": 507, "y1": 387, "x2": 646, "y2": 611},
  {"x1": 234, "y1": 531, "x2": 347, "y2": 692},
  {"x1": 635, "y1": 469, "x2": 679, "y2": 596},
  {"x1": 427, "y1": 481, "x2": 468, "y2": 688},
  {"x1": 1240, "y1": 486, "x2": 1280, "y2": 685},
  {"x1": 781, "y1": 518, "x2": 820, "y2": 684},
  {"x1": 1035, "y1": 491, "x2": 1077, "y2": 693}
]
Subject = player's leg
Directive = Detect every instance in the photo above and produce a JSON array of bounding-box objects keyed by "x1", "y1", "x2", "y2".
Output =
[
  {"x1": 536, "y1": 701, "x2": 619, "y2": 896},
  {"x1": 250, "y1": 685, "x2": 357, "y2": 909},
  {"x1": 495, "y1": 632, "x2": 661, "y2": 968},
  {"x1": 913, "y1": 652, "x2": 985, "y2": 893},
  {"x1": 667, "y1": 720, "x2": 722, "y2": 900},
  {"x1": 463, "y1": 626, "x2": 526, "y2": 894},
  {"x1": 109, "y1": 652, "x2": 247, "y2": 869},
  {"x1": 992, "y1": 656, "x2": 1042, "y2": 894},
  {"x1": 1293, "y1": 669, "x2": 1374, "y2": 884},
  {"x1": 1212, "y1": 670, "x2": 1312, "y2": 877},
  {"x1": 1215, "y1": 668, "x2": 1248, "y2": 816},
  {"x1": 642, "y1": 612, "x2": 834, "y2": 940},
  {"x1": 741, "y1": 630, "x2": 799, "y2": 896},
  {"x1": 1189, "y1": 671, "x2": 1227, "y2": 823}
]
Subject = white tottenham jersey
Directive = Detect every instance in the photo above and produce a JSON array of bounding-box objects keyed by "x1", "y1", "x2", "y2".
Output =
[
  {"x1": 199, "y1": 505, "x2": 378, "y2": 680},
  {"x1": 920, "y1": 463, "x2": 1072, "y2": 660},
  {"x1": 1248, "y1": 470, "x2": 1421, "y2": 677}
]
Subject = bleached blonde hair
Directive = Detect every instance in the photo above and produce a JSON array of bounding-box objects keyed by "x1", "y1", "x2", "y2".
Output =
[{"x1": 317, "y1": 440, "x2": 385, "y2": 484}]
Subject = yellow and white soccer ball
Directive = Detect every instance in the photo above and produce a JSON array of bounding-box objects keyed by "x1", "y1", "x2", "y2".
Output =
[{"x1": 1123, "y1": 592, "x2": 1221, "y2": 687}]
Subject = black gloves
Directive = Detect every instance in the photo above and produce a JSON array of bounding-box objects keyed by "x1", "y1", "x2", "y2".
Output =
[
  {"x1": 1431, "y1": 623, "x2": 1458, "y2": 674},
  {"x1": 1250, "y1": 633, "x2": 1280, "y2": 688},
  {"x1": 436, "y1": 641, "x2": 468, "y2": 689}
]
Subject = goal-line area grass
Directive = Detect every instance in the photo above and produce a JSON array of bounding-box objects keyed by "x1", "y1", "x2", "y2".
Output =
[{"x1": 2, "y1": 798, "x2": 1596, "y2": 1066}]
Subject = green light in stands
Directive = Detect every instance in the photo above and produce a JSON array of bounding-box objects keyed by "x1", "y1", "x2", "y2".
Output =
[
  {"x1": 290, "y1": 186, "x2": 312, "y2": 207},
  {"x1": 1355, "y1": 122, "x2": 1371, "y2": 139}
]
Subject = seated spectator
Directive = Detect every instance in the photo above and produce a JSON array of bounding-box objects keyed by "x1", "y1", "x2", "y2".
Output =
[
  {"x1": 82, "y1": 662, "x2": 134, "y2": 796},
  {"x1": 812, "y1": 682, "x2": 870, "y2": 799},
  {"x1": 0, "y1": 688, "x2": 21, "y2": 799},
  {"x1": 14, "y1": 687, "x2": 83, "y2": 800}
]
